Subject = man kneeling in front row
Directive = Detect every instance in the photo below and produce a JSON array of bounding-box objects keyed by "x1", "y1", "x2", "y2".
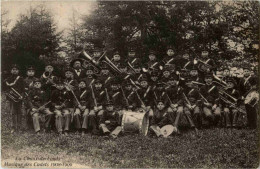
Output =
[{"x1": 99, "y1": 100, "x2": 122, "y2": 138}]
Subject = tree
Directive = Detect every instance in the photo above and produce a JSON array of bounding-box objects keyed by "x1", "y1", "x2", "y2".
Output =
[{"x1": 2, "y1": 5, "x2": 63, "y2": 75}]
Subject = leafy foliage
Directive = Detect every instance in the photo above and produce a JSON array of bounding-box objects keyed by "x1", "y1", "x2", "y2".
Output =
[
  {"x1": 2, "y1": 5, "x2": 63, "y2": 74},
  {"x1": 79, "y1": 1, "x2": 258, "y2": 66}
]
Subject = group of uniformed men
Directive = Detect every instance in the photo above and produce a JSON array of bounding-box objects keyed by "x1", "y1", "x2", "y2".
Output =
[{"x1": 4, "y1": 46, "x2": 258, "y2": 138}]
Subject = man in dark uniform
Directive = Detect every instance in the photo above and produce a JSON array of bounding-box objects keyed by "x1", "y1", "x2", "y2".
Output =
[
  {"x1": 111, "y1": 51, "x2": 121, "y2": 67},
  {"x1": 83, "y1": 66, "x2": 96, "y2": 87},
  {"x1": 70, "y1": 58, "x2": 86, "y2": 82},
  {"x1": 177, "y1": 53, "x2": 192, "y2": 72},
  {"x1": 152, "y1": 82, "x2": 168, "y2": 107},
  {"x1": 220, "y1": 77, "x2": 240, "y2": 128},
  {"x1": 136, "y1": 76, "x2": 153, "y2": 116},
  {"x1": 165, "y1": 75, "x2": 184, "y2": 131},
  {"x1": 239, "y1": 65, "x2": 258, "y2": 129},
  {"x1": 161, "y1": 65, "x2": 175, "y2": 84},
  {"x1": 73, "y1": 80, "x2": 94, "y2": 135},
  {"x1": 127, "y1": 49, "x2": 141, "y2": 69},
  {"x1": 5, "y1": 64, "x2": 24, "y2": 133},
  {"x1": 98, "y1": 63, "x2": 113, "y2": 85},
  {"x1": 99, "y1": 100, "x2": 122, "y2": 138},
  {"x1": 122, "y1": 80, "x2": 138, "y2": 111},
  {"x1": 27, "y1": 78, "x2": 49, "y2": 134},
  {"x1": 200, "y1": 74, "x2": 221, "y2": 127},
  {"x1": 24, "y1": 66, "x2": 37, "y2": 97},
  {"x1": 182, "y1": 78, "x2": 200, "y2": 131},
  {"x1": 160, "y1": 45, "x2": 176, "y2": 71},
  {"x1": 91, "y1": 79, "x2": 106, "y2": 129},
  {"x1": 150, "y1": 70, "x2": 160, "y2": 91},
  {"x1": 40, "y1": 63, "x2": 57, "y2": 100},
  {"x1": 106, "y1": 78, "x2": 124, "y2": 111},
  {"x1": 50, "y1": 78, "x2": 74, "y2": 135},
  {"x1": 146, "y1": 50, "x2": 160, "y2": 72},
  {"x1": 24, "y1": 66, "x2": 38, "y2": 129},
  {"x1": 63, "y1": 66, "x2": 78, "y2": 91},
  {"x1": 150, "y1": 99, "x2": 178, "y2": 137},
  {"x1": 194, "y1": 50, "x2": 216, "y2": 77}
]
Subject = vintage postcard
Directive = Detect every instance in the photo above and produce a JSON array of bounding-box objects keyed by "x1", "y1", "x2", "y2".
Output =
[{"x1": 1, "y1": 1, "x2": 259, "y2": 168}]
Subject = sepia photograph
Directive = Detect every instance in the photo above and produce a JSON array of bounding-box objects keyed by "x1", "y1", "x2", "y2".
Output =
[{"x1": 1, "y1": 0, "x2": 259, "y2": 168}]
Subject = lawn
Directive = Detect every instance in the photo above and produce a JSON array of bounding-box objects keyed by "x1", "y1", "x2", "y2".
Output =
[{"x1": 1, "y1": 96, "x2": 259, "y2": 168}]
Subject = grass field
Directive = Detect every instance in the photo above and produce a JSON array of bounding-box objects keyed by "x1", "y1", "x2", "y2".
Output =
[{"x1": 1, "y1": 96, "x2": 259, "y2": 168}]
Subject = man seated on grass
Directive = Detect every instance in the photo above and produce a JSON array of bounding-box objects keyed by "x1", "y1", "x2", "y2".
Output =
[
  {"x1": 99, "y1": 100, "x2": 121, "y2": 138},
  {"x1": 28, "y1": 78, "x2": 49, "y2": 134},
  {"x1": 50, "y1": 78, "x2": 73, "y2": 136},
  {"x1": 73, "y1": 79, "x2": 92, "y2": 135},
  {"x1": 150, "y1": 99, "x2": 178, "y2": 137}
]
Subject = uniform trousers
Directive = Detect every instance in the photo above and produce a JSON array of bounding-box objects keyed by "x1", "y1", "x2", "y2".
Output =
[
  {"x1": 245, "y1": 104, "x2": 257, "y2": 129},
  {"x1": 9, "y1": 101, "x2": 22, "y2": 131},
  {"x1": 183, "y1": 106, "x2": 198, "y2": 128},
  {"x1": 202, "y1": 106, "x2": 221, "y2": 126},
  {"x1": 99, "y1": 124, "x2": 122, "y2": 137},
  {"x1": 29, "y1": 108, "x2": 50, "y2": 132},
  {"x1": 54, "y1": 108, "x2": 73, "y2": 132}
]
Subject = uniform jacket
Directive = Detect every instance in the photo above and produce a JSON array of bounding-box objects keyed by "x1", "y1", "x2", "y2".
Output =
[
  {"x1": 28, "y1": 88, "x2": 47, "y2": 109},
  {"x1": 99, "y1": 110, "x2": 120, "y2": 129},
  {"x1": 200, "y1": 84, "x2": 219, "y2": 104}
]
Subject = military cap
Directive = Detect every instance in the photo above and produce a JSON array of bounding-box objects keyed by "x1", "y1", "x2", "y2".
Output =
[
  {"x1": 128, "y1": 48, "x2": 135, "y2": 52},
  {"x1": 242, "y1": 64, "x2": 251, "y2": 70},
  {"x1": 148, "y1": 50, "x2": 156, "y2": 55},
  {"x1": 167, "y1": 45, "x2": 174, "y2": 50},
  {"x1": 78, "y1": 79, "x2": 86, "y2": 84},
  {"x1": 86, "y1": 66, "x2": 94, "y2": 70},
  {"x1": 55, "y1": 78, "x2": 64, "y2": 84},
  {"x1": 10, "y1": 64, "x2": 20, "y2": 69},
  {"x1": 34, "y1": 78, "x2": 42, "y2": 83},
  {"x1": 27, "y1": 65, "x2": 35, "y2": 70},
  {"x1": 64, "y1": 66, "x2": 73, "y2": 72},
  {"x1": 150, "y1": 70, "x2": 159, "y2": 76},
  {"x1": 105, "y1": 100, "x2": 114, "y2": 106},
  {"x1": 94, "y1": 79, "x2": 102, "y2": 84},
  {"x1": 113, "y1": 51, "x2": 120, "y2": 55},
  {"x1": 169, "y1": 74, "x2": 179, "y2": 80},
  {"x1": 45, "y1": 61, "x2": 53, "y2": 67},
  {"x1": 124, "y1": 80, "x2": 133, "y2": 86},
  {"x1": 140, "y1": 76, "x2": 148, "y2": 82}
]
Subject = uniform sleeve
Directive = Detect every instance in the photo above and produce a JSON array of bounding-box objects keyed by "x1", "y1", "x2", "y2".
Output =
[{"x1": 99, "y1": 111, "x2": 107, "y2": 124}]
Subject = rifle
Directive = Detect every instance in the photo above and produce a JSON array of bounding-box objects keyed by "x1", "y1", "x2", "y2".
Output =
[
  {"x1": 90, "y1": 84, "x2": 97, "y2": 107},
  {"x1": 120, "y1": 86, "x2": 129, "y2": 107},
  {"x1": 135, "y1": 90, "x2": 146, "y2": 107},
  {"x1": 64, "y1": 82, "x2": 81, "y2": 107},
  {"x1": 105, "y1": 88, "x2": 110, "y2": 102},
  {"x1": 183, "y1": 93, "x2": 195, "y2": 109},
  {"x1": 199, "y1": 93, "x2": 209, "y2": 103},
  {"x1": 31, "y1": 101, "x2": 51, "y2": 115}
]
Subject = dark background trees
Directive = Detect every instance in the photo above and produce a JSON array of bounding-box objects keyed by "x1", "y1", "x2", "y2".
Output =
[
  {"x1": 1, "y1": 5, "x2": 63, "y2": 76},
  {"x1": 2, "y1": 1, "x2": 259, "y2": 74}
]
